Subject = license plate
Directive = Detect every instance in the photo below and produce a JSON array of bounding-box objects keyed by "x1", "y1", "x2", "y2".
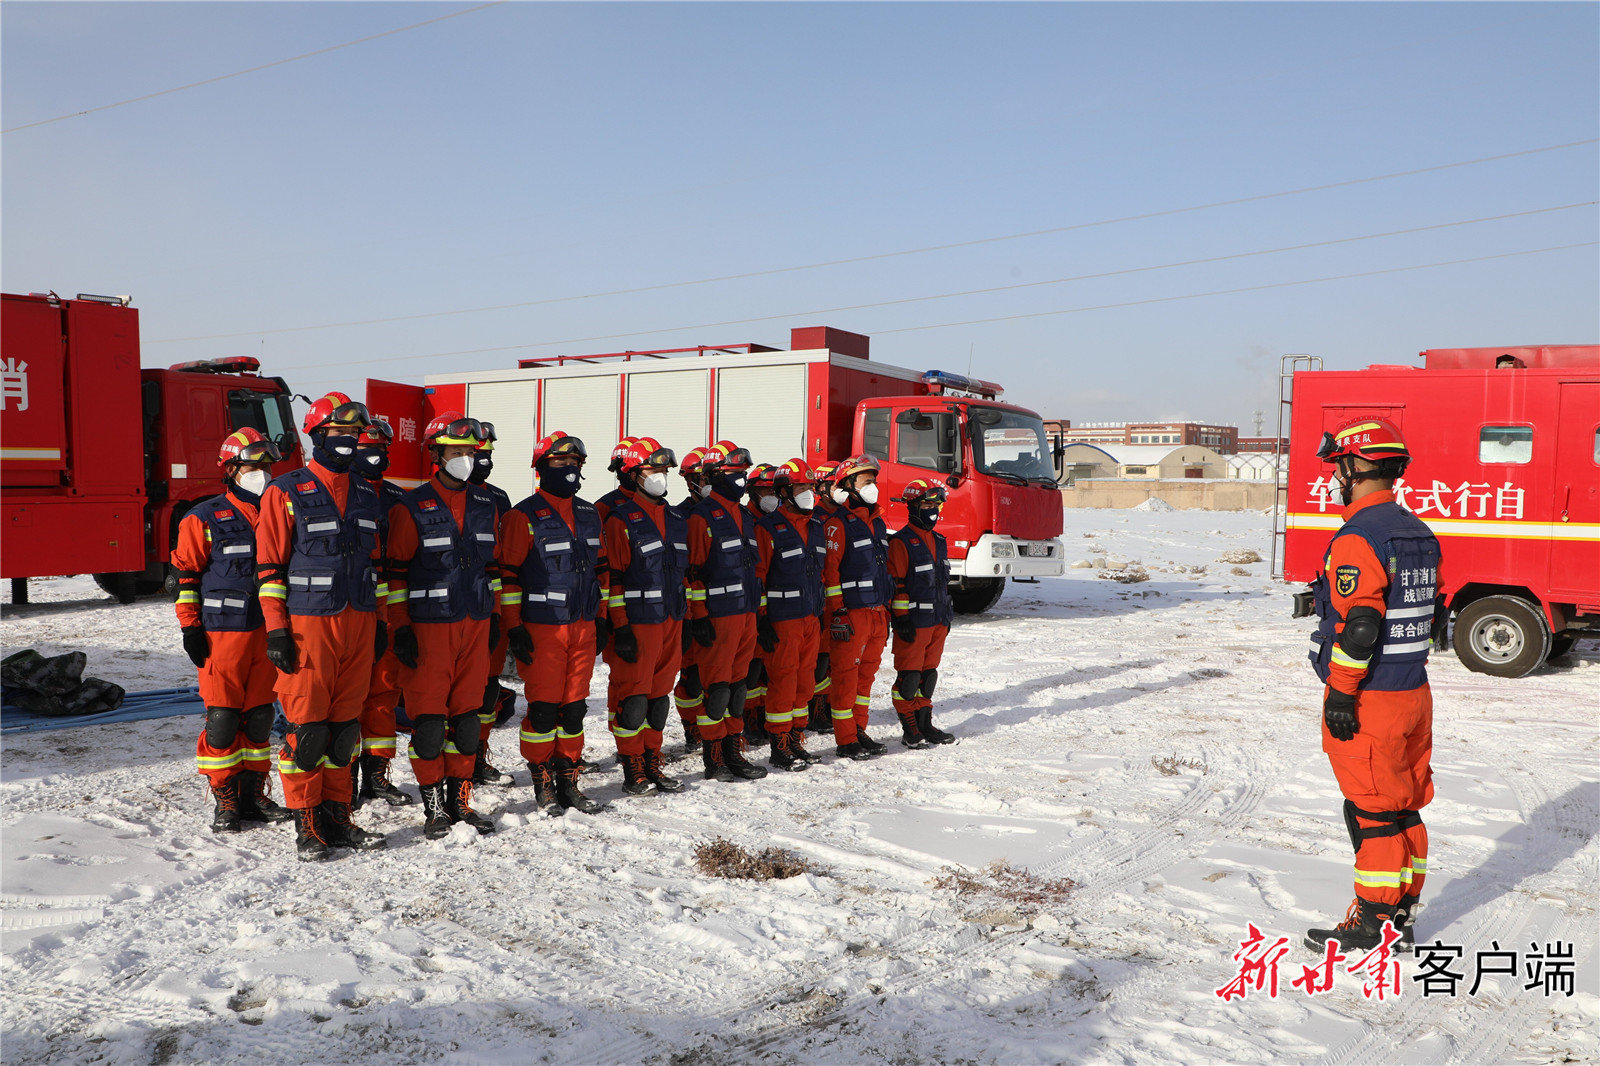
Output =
[{"x1": 1019, "y1": 543, "x2": 1051, "y2": 558}]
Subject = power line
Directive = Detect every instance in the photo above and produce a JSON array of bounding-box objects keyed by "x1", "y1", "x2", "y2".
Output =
[
  {"x1": 2, "y1": 3, "x2": 506, "y2": 134},
  {"x1": 148, "y1": 138, "x2": 1598, "y2": 344},
  {"x1": 282, "y1": 241, "x2": 1595, "y2": 384}
]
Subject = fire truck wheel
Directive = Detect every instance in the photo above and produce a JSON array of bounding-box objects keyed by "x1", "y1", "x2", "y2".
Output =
[
  {"x1": 950, "y1": 578, "x2": 1005, "y2": 615},
  {"x1": 92, "y1": 572, "x2": 139, "y2": 605},
  {"x1": 1452, "y1": 595, "x2": 1551, "y2": 678}
]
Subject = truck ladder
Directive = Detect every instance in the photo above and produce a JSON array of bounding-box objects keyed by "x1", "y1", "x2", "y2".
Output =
[{"x1": 1270, "y1": 353, "x2": 1321, "y2": 579}]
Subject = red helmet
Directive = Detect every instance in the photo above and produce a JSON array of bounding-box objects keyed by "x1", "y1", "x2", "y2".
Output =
[
  {"x1": 357, "y1": 420, "x2": 394, "y2": 446},
  {"x1": 424, "y1": 412, "x2": 492, "y2": 448},
  {"x1": 899, "y1": 478, "x2": 948, "y2": 506},
  {"x1": 704, "y1": 441, "x2": 754, "y2": 471},
  {"x1": 748, "y1": 463, "x2": 779, "y2": 489},
  {"x1": 617, "y1": 437, "x2": 677, "y2": 476},
  {"x1": 770, "y1": 458, "x2": 813, "y2": 490},
  {"x1": 218, "y1": 427, "x2": 282, "y2": 470},
  {"x1": 608, "y1": 437, "x2": 638, "y2": 473},
  {"x1": 532, "y1": 430, "x2": 587, "y2": 467},
  {"x1": 833, "y1": 453, "x2": 881, "y2": 484},
  {"x1": 302, "y1": 391, "x2": 371, "y2": 435},
  {"x1": 811, "y1": 459, "x2": 841, "y2": 486},
  {"x1": 680, "y1": 446, "x2": 715, "y2": 479},
  {"x1": 1318, "y1": 417, "x2": 1412, "y2": 466}
]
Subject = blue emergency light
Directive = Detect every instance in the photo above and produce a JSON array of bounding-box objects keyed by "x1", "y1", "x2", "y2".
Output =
[{"x1": 922, "y1": 370, "x2": 1004, "y2": 399}]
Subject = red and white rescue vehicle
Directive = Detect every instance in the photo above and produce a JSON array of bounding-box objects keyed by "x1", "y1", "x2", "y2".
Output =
[
  {"x1": 1275, "y1": 344, "x2": 1600, "y2": 677},
  {"x1": 370, "y1": 326, "x2": 1065, "y2": 613}
]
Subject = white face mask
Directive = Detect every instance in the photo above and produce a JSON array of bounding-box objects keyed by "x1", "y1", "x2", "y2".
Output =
[
  {"x1": 235, "y1": 469, "x2": 269, "y2": 496},
  {"x1": 858, "y1": 482, "x2": 880, "y2": 506},
  {"x1": 443, "y1": 455, "x2": 475, "y2": 481},
  {"x1": 830, "y1": 486, "x2": 849, "y2": 505},
  {"x1": 793, "y1": 489, "x2": 815, "y2": 512},
  {"x1": 758, "y1": 495, "x2": 779, "y2": 513},
  {"x1": 695, "y1": 482, "x2": 712, "y2": 498},
  {"x1": 641, "y1": 472, "x2": 669, "y2": 497}
]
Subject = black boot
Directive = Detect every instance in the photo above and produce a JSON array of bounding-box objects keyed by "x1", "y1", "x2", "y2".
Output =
[
  {"x1": 744, "y1": 714, "x2": 767, "y2": 743},
  {"x1": 445, "y1": 778, "x2": 496, "y2": 834},
  {"x1": 420, "y1": 782, "x2": 452, "y2": 839},
  {"x1": 619, "y1": 751, "x2": 656, "y2": 795},
  {"x1": 357, "y1": 754, "x2": 415, "y2": 807},
  {"x1": 236, "y1": 770, "x2": 294, "y2": 823},
  {"x1": 529, "y1": 760, "x2": 562, "y2": 816},
  {"x1": 915, "y1": 706, "x2": 955, "y2": 745},
  {"x1": 701, "y1": 739, "x2": 736, "y2": 782},
  {"x1": 787, "y1": 728, "x2": 814, "y2": 768},
  {"x1": 835, "y1": 740, "x2": 874, "y2": 761},
  {"x1": 292, "y1": 807, "x2": 331, "y2": 862},
  {"x1": 897, "y1": 710, "x2": 931, "y2": 750},
  {"x1": 209, "y1": 776, "x2": 243, "y2": 833},
  {"x1": 855, "y1": 728, "x2": 887, "y2": 757},
  {"x1": 318, "y1": 800, "x2": 388, "y2": 851},
  {"x1": 554, "y1": 757, "x2": 606, "y2": 812},
  {"x1": 682, "y1": 718, "x2": 701, "y2": 750},
  {"x1": 1304, "y1": 897, "x2": 1400, "y2": 953},
  {"x1": 1392, "y1": 893, "x2": 1420, "y2": 952},
  {"x1": 769, "y1": 731, "x2": 797, "y2": 771},
  {"x1": 644, "y1": 747, "x2": 686, "y2": 793},
  {"x1": 721, "y1": 735, "x2": 767, "y2": 779},
  {"x1": 472, "y1": 748, "x2": 513, "y2": 787}
]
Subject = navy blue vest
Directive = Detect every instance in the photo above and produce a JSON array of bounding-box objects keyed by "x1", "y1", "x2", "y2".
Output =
[
  {"x1": 512, "y1": 492, "x2": 604, "y2": 625},
  {"x1": 276, "y1": 468, "x2": 381, "y2": 616},
  {"x1": 611, "y1": 495, "x2": 688, "y2": 625},
  {"x1": 759, "y1": 510, "x2": 827, "y2": 622},
  {"x1": 696, "y1": 495, "x2": 761, "y2": 618},
  {"x1": 892, "y1": 526, "x2": 953, "y2": 628},
  {"x1": 1309, "y1": 501, "x2": 1441, "y2": 692},
  {"x1": 400, "y1": 481, "x2": 499, "y2": 623},
  {"x1": 484, "y1": 481, "x2": 512, "y2": 519},
  {"x1": 367, "y1": 478, "x2": 407, "y2": 542},
  {"x1": 836, "y1": 507, "x2": 894, "y2": 610},
  {"x1": 192, "y1": 493, "x2": 264, "y2": 632}
]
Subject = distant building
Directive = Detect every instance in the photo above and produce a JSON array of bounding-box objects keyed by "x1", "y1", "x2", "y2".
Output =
[
  {"x1": 1052, "y1": 420, "x2": 1239, "y2": 453},
  {"x1": 1058, "y1": 443, "x2": 1226, "y2": 480},
  {"x1": 1237, "y1": 436, "x2": 1290, "y2": 453}
]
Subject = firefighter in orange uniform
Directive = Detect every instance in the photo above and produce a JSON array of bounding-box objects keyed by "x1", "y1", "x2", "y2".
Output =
[
  {"x1": 753, "y1": 458, "x2": 827, "y2": 771},
  {"x1": 256, "y1": 394, "x2": 387, "y2": 861},
  {"x1": 385, "y1": 413, "x2": 503, "y2": 839},
  {"x1": 740, "y1": 463, "x2": 779, "y2": 742},
  {"x1": 497, "y1": 431, "x2": 608, "y2": 816},
  {"x1": 671, "y1": 447, "x2": 716, "y2": 749},
  {"x1": 822, "y1": 454, "x2": 894, "y2": 760},
  {"x1": 601, "y1": 438, "x2": 690, "y2": 795},
  {"x1": 803, "y1": 460, "x2": 841, "y2": 735},
  {"x1": 684, "y1": 443, "x2": 768, "y2": 782},
  {"x1": 173, "y1": 428, "x2": 294, "y2": 832},
  {"x1": 1302, "y1": 418, "x2": 1441, "y2": 954},
  {"x1": 467, "y1": 422, "x2": 516, "y2": 788},
  {"x1": 888, "y1": 479, "x2": 957, "y2": 748}
]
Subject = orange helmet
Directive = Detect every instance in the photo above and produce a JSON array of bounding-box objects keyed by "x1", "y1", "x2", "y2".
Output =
[
  {"x1": 357, "y1": 420, "x2": 394, "y2": 446},
  {"x1": 302, "y1": 391, "x2": 371, "y2": 435},
  {"x1": 532, "y1": 430, "x2": 587, "y2": 467},
  {"x1": 833, "y1": 453, "x2": 881, "y2": 483},
  {"x1": 899, "y1": 478, "x2": 948, "y2": 506},
  {"x1": 218, "y1": 427, "x2": 282, "y2": 470},
  {"x1": 423, "y1": 412, "x2": 492, "y2": 448},
  {"x1": 1318, "y1": 417, "x2": 1412, "y2": 467}
]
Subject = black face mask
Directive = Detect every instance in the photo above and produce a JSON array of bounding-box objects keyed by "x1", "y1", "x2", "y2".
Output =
[
  {"x1": 539, "y1": 464, "x2": 583, "y2": 498},
  {"x1": 312, "y1": 432, "x2": 358, "y2": 473},
  {"x1": 711, "y1": 470, "x2": 747, "y2": 502},
  {"x1": 468, "y1": 453, "x2": 493, "y2": 484},
  {"x1": 908, "y1": 506, "x2": 941, "y2": 530},
  {"x1": 355, "y1": 446, "x2": 390, "y2": 479}
]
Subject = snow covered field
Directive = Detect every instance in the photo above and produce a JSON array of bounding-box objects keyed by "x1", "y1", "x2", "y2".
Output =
[{"x1": 2, "y1": 509, "x2": 1595, "y2": 1065}]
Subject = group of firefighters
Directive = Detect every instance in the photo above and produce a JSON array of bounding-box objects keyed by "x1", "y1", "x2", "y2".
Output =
[
  {"x1": 174, "y1": 392, "x2": 1438, "y2": 956},
  {"x1": 174, "y1": 392, "x2": 957, "y2": 862}
]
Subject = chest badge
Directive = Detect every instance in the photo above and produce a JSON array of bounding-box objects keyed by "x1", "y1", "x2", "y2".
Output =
[{"x1": 419, "y1": 498, "x2": 440, "y2": 511}]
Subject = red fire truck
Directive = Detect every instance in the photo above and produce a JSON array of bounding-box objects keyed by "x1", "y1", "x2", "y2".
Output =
[
  {"x1": 1, "y1": 292, "x2": 301, "y2": 604},
  {"x1": 1275, "y1": 345, "x2": 1600, "y2": 677},
  {"x1": 369, "y1": 325, "x2": 1065, "y2": 613}
]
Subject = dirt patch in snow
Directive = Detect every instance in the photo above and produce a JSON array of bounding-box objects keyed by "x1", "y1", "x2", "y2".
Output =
[{"x1": 694, "y1": 837, "x2": 822, "y2": 881}]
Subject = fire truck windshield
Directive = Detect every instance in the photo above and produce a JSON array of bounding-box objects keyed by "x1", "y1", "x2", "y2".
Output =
[
  {"x1": 970, "y1": 409, "x2": 1055, "y2": 482},
  {"x1": 228, "y1": 389, "x2": 297, "y2": 454}
]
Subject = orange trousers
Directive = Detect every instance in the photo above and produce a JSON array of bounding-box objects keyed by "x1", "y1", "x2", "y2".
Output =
[
  {"x1": 1322, "y1": 683, "x2": 1433, "y2": 906},
  {"x1": 603, "y1": 618, "x2": 682, "y2": 756},
  {"x1": 274, "y1": 608, "x2": 377, "y2": 809},
  {"x1": 695, "y1": 613, "x2": 756, "y2": 741},
  {"x1": 399, "y1": 618, "x2": 490, "y2": 786},
  {"x1": 194, "y1": 627, "x2": 278, "y2": 787},
  {"x1": 891, "y1": 624, "x2": 949, "y2": 716},
  {"x1": 763, "y1": 616, "x2": 821, "y2": 735},
  {"x1": 827, "y1": 605, "x2": 888, "y2": 745},
  {"x1": 514, "y1": 619, "x2": 598, "y2": 765},
  {"x1": 359, "y1": 647, "x2": 402, "y2": 760}
]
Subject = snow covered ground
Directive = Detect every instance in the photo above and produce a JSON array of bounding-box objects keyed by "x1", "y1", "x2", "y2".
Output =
[{"x1": 2, "y1": 509, "x2": 1595, "y2": 1065}]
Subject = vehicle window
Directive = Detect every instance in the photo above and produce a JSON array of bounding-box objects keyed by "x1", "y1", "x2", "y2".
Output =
[
  {"x1": 1479, "y1": 425, "x2": 1533, "y2": 464},
  {"x1": 895, "y1": 411, "x2": 957, "y2": 473},
  {"x1": 1592, "y1": 426, "x2": 1599, "y2": 465},
  {"x1": 971, "y1": 408, "x2": 1055, "y2": 481},
  {"x1": 862, "y1": 408, "x2": 891, "y2": 461},
  {"x1": 230, "y1": 389, "x2": 296, "y2": 452}
]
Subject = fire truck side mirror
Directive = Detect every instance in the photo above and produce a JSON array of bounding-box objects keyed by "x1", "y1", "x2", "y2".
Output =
[{"x1": 945, "y1": 474, "x2": 961, "y2": 490}]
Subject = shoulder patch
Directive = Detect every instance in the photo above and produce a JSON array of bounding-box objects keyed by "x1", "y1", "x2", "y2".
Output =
[{"x1": 1335, "y1": 564, "x2": 1361, "y2": 598}]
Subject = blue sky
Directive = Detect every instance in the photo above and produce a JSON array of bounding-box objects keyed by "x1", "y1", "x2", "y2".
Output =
[{"x1": 4, "y1": 2, "x2": 1596, "y2": 434}]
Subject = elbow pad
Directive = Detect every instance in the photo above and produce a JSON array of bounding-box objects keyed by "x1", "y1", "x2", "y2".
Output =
[{"x1": 1339, "y1": 606, "x2": 1384, "y2": 661}]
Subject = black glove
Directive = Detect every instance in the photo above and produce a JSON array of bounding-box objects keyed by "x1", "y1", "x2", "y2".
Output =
[
  {"x1": 690, "y1": 616, "x2": 717, "y2": 648},
  {"x1": 392, "y1": 625, "x2": 419, "y2": 669},
  {"x1": 1323, "y1": 687, "x2": 1358, "y2": 742},
  {"x1": 374, "y1": 620, "x2": 387, "y2": 659},
  {"x1": 612, "y1": 623, "x2": 639, "y2": 664},
  {"x1": 265, "y1": 629, "x2": 298, "y2": 674},
  {"x1": 893, "y1": 616, "x2": 917, "y2": 644},
  {"x1": 488, "y1": 613, "x2": 501, "y2": 652},
  {"x1": 507, "y1": 623, "x2": 535, "y2": 665},
  {"x1": 181, "y1": 625, "x2": 210, "y2": 668},
  {"x1": 594, "y1": 616, "x2": 611, "y2": 655},
  {"x1": 757, "y1": 614, "x2": 779, "y2": 653},
  {"x1": 830, "y1": 608, "x2": 854, "y2": 643},
  {"x1": 681, "y1": 623, "x2": 693, "y2": 653}
]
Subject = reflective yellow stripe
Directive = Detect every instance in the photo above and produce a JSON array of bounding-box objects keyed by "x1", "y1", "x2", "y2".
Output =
[
  {"x1": 759, "y1": 594, "x2": 769, "y2": 608},
  {"x1": 1411, "y1": 855, "x2": 1428, "y2": 873},
  {"x1": 196, "y1": 751, "x2": 244, "y2": 770},
  {"x1": 824, "y1": 585, "x2": 842, "y2": 597},
  {"x1": 556, "y1": 728, "x2": 584, "y2": 740},
  {"x1": 501, "y1": 591, "x2": 524, "y2": 606},
  {"x1": 1331, "y1": 647, "x2": 1371, "y2": 669},
  {"x1": 1354, "y1": 867, "x2": 1405, "y2": 887},
  {"x1": 831, "y1": 707, "x2": 854, "y2": 720},
  {"x1": 891, "y1": 598, "x2": 911, "y2": 610},
  {"x1": 489, "y1": 578, "x2": 503, "y2": 592},
  {"x1": 386, "y1": 590, "x2": 407, "y2": 605},
  {"x1": 362, "y1": 737, "x2": 396, "y2": 754},
  {"x1": 686, "y1": 588, "x2": 707, "y2": 601},
  {"x1": 814, "y1": 678, "x2": 831, "y2": 693},
  {"x1": 765, "y1": 709, "x2": 793, "y2": 725},
  {"x1": 675, "y1": 694, "x2": 704, "y2": 709},
  {"x1": 608, "y1": 594, "x2": 625, "y2": 608},
  {"x1": 277, "y1": 752, "x2": 313, "y2": 774},
  {"x1": 748, "y1": 685, "x2": 767, "y2": 698},
  {"x1": 260, "y1": 583, "x2": 287, "y2": 600},
  {"x1": 612, "y1": 722, "x2": 644, "y2": 738},
  {"x1": 854, "y1": 695, "x2": 870, "y2": 706},
  {"x1": 177, "y1": 592, "x2": 200, "y2": 604},
  {"x1": 520, "y1": 727, "x2": 556, "y2": 744},
  {"x1": 375, "y1": 582, "x2": 389, "y2": 598},
  {"x1": 240, "y1": 745, "x2": 272, "y2": 760}
]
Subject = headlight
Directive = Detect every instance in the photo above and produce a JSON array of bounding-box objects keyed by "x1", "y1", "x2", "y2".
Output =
[{"x1": 990, "y1": 541, "x2": 1015, "y2": 558}]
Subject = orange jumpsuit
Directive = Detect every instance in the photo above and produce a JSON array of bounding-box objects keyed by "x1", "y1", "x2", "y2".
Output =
[
  {"x1": 684, "y1": 491, "x2": 759, "y2": 742},
  {"x1": 888, "y1": 525, "x2": 950, "y2": 719},
  {"x1": 173, "y1": 491, "x2": 277, "y2": 788},
  {"x1": 822, "y1": 503, "x2": 891, "y2": 745},
  {"x1": 257, "y1": 461, "x2": 382, "y2": 810},
  {"x1": 1321, "y1": 490, "x2": 1435, "y2": 908},
  {"x1": 386, "y1": 476, "x2": 498, "y2": 787},
  {"x1": 754, "y1": 508, "x2": 823, "y2": 737},
  {"x1": 601, "y1": 490, "x2": 684, "y2": 759},
  {"x1": 672, "y1": 497, "x2": 707, "y2": 739}
]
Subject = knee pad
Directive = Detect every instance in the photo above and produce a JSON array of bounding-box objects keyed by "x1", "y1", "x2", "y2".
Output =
[
  {"x1": 449, "y1": 713, "x2": 481, "y2": 756},
  {"x1": 894, "y1": 671, "x2": 922, "y2": 701},
  {"x1": 411, "y1": 715, "x2": 448, "y2": 760},
  {"x1": 814, "y1": 653, "x2": 830, "y2": 682},
  {"x1": 327, "y1": 720, "x2": 362, "y2": 767},
  {"x1": 242, "y1": 705, "x2": 275, "y2": 745},
  {"x1": 677, "y1": 664, "x2": 703, "y2": 699},
  {"x1": 728, "y1": 681, "x2": 748, "y2": 719},
  {"x1": 203, "y1": 707, "x2": 242, "y2": 749},
  {"x1": 704, "y1": 682, "x2": 731, "y2": 721},
  {"x1": 528, "y1": 701, "x2": 560, "y2": 734},
  {"x1": 919, "y1": 668, "x2": 938, "y2": 699},
  {"x1": 558, "y1": 700, "x2": 587, "y2": 734},
  {"x1": 1343, "y1": 800, "x2": 1419, "y2": 854},
  {"x1": 745, "y1": 659, "x2": 765, "y2": 688},
  {"x1": 291, "y1": 722, "x2": 331, "y2": 771},
  {"x1": 617, "y1": 694, "x2": 649, "y2": 732},
  {"x1": 646, "y1": 695, "x2": 671, "y2": 732}
]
